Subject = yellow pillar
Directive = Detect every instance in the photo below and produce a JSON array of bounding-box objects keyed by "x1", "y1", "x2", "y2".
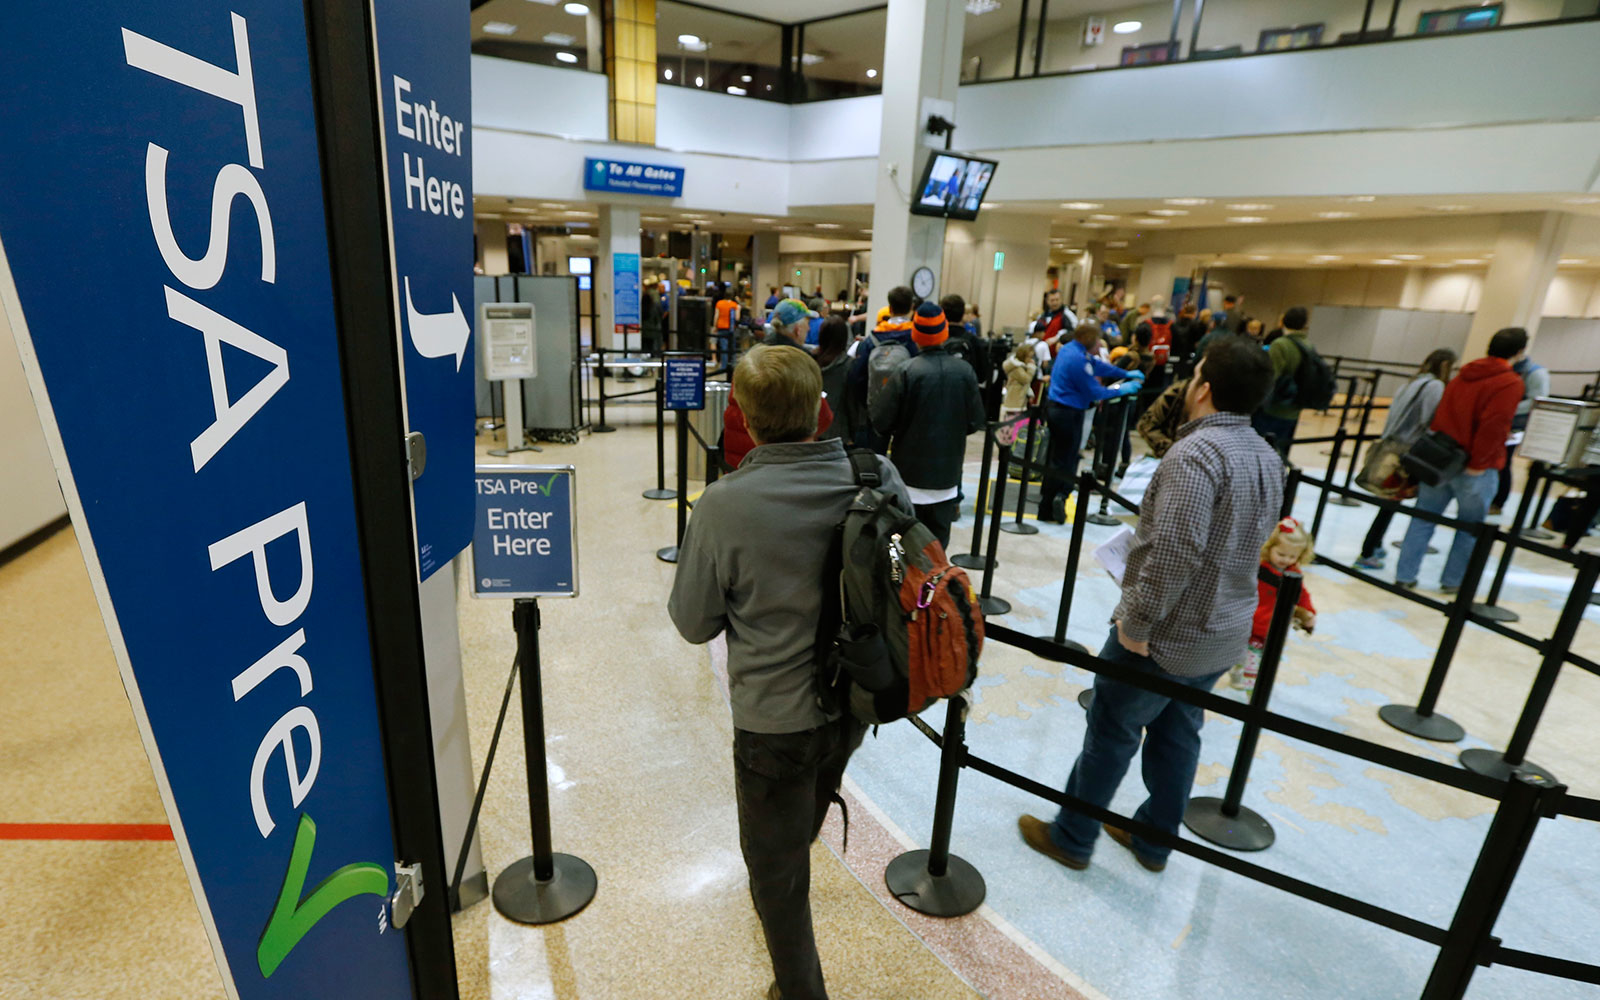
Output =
[{"x1": 604, "y1": 0, "x2": 656, "y2": 146}]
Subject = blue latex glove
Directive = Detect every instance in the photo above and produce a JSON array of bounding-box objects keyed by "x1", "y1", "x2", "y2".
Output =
[
  {"x1": 1124, "y1": 368, "x2": 1146, "y2": 382},
  {"x1": 1115, "y1": 381, "x2": 1141, "y2": 398}
]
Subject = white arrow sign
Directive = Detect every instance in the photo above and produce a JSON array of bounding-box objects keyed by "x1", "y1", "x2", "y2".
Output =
[{"x1": 404, "y1": 276, "x2": 470, "y2": 371}]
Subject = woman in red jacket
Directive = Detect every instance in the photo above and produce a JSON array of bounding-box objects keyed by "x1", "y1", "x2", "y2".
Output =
[{"x1": 1232, "y1": 517, "x2": 1317, "y2": 691}]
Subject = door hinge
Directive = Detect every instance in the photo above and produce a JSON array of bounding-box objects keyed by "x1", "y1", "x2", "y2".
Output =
[
  {"x1": 390, "y1": 860, "x2": 424, "y2": 929},
  {"x1": 405, "y1": 431, "x2": 427, "y2": 480}
]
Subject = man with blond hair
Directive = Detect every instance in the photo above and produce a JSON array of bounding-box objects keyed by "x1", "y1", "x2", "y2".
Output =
[{"x1": 670, "y1": 345, "x2": 911, "y2": 1000}]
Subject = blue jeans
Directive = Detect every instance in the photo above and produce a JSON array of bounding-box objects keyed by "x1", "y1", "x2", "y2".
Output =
[
  {"x1": 1051, "y1": 626, "x2": 1224, "y2": 863},
  {"x1": 1251, "y1": 410, "x2": 1298, "y2": 460},
  {"x1": 1395, "y1": 469, "x2": 1495, "y2": 588}
]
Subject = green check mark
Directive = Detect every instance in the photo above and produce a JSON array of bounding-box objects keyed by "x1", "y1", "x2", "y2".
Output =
[{"x1": 257, "y1": 813, "x2": 390, "y2": 978}]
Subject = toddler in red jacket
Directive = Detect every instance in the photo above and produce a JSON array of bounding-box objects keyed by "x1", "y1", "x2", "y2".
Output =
[{"x1": 1231, "y1": 517, "x2": 1317, "y2": 692}]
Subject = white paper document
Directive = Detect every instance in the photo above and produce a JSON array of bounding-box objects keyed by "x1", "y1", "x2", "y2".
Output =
[{"x1": 1093, "y1": 526, "x2": 1136, "y2": 586}]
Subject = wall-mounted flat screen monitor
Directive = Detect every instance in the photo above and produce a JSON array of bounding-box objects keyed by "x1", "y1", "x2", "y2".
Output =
[
  {"x1": 911, "y1": 153, "x2": 1000, "y2": 220},
  {"x1": 567, "y1": 255, "x2": 592, "y2": 275},
  {"x1": 1417, "y1": 3, "x2": 1501, "y2": 33}
]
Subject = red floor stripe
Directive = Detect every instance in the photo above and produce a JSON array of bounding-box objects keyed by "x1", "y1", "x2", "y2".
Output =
[{"x1": 0, "y1": 822, "x2": 173, "y2": 841}]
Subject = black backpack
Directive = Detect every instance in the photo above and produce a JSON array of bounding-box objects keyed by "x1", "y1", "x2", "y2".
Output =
[{"x1": 1271, "y1": 336, "x2": 1336, "y2": 410}]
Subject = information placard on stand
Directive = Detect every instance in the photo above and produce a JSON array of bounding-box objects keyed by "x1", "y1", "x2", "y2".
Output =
[
  {"x1": 664, "y1": 354, "x2": 706, "y2": 411},
  {"x1": 482, "y1": 303, "x2": 539, "y2": 455}
]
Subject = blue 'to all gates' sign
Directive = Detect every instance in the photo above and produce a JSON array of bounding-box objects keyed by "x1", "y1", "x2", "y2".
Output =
[
  {"x1": 0, "y1": 5, "x2": 411, "y2": 999},
  {"x1": 584, "y1": 157, "x2": 685, "y2": 197},
  {"x1": 664, "y1": 355, "x2": 706, "y2": 411},
  {"x1": 473, "y1": 466, "x2": 579, "y2": 598},
  {"x1": 375, "y1": 0, "x2": 475, "y2": 581}
]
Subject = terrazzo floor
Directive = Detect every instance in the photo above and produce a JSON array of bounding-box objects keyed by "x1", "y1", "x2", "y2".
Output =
[{"x1": 3, "y1": 397, "x2": 1598, "y2": 999}]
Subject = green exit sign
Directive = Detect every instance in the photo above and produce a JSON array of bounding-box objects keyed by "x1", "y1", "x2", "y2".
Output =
[{"x1": 993, "y1": 251, "x2": 1005, "y2": 271}]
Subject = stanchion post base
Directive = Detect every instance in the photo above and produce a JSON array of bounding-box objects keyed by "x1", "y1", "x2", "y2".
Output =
[
  {"x1": 1471, "y1": 603, "x2": 1520, "y2": 624},
  {"x1": 1458, "y1": 749, "x2": 1557, "y2": 784},
  {"x1": 1330, "y1": 496, "x2": 1361, "y2": 508},
  {"x1": 592, "y1": 425, "x2": 617, "y2": 434},
  {"x1": 979, "y1": 596, "x2": 1011, "y2": 616},
  {"x1": 656, "y1": 545, "x2": 679, "y2": 564},
  {"x1": 1086, "y1": 513, "x2": 1121, "y2": 526},
  {"x1": 1077, "y1": 688, "x2": 1094, "y2": 711},
  {"x1": 642, "y1": 488, "x2": 678, "y2": 501},
  {"x1": 492, "y1": 854, "x2": 597, "y2": 925},
  {"x1": 1518, "y1": 527, "x2": 1554, "y2": 541},
  {"x1": 1378, "y1": 704, "x2": 1465, "y2": 743},
  {"x1": 1183, "y1": 798, "x2": 1275, "y2": 852},
  {"x1": 1590, "y1": 593, "x2": 1600, "y2": 606},
  {"x1": 1000, "y1": 522, "x2": 1039, "y2": 536},
  {"x1": 1391, "y1": 541, "x2": 1440, "y2": 554},
  {"x1": 884, "y1": 850, "x2": 986, "y2": 918},
  {"x1": 951, "y1": 553, "x2": 994, "y2": 571}
]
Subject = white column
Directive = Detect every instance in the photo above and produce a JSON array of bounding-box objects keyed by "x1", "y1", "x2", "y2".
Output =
[
  {"x1": 1464, "y1": 212, "x2": 1570, "y2": 358},
  {"x1": 751, "y1": 231, "x2": 779, "y2": 310},
  {"x1": 1136, "y1": 254, "x2": 1177, "y2": 311},
  {"x1": 597, "y1": 204, "x2": 642, "y2": 351},
  {"x1": 867, "y1": 0, "x2": 965, "y2": 317}
]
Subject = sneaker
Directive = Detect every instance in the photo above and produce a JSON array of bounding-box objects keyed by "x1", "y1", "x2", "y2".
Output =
[
  {"x1": 1354, "y1": 555, "x2": 1385, "y2": 571},
  {"x1": 1018, "y1": 815, "x2": 1089, "y2": 871},
  {"x1": 1396, "y1": 580, "x2": 1417, "y2": 591},
  {"x1": 1103, "y1": 822, "x2": 1166, "y2": 873}
]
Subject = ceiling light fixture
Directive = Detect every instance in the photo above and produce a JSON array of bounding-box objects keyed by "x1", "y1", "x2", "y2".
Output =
[
  {"x1": 1134, "y1": 218, "x2": 1168, "y2": 225},
  {"x1": 965, "y1": 0, "x2": 1002, "y2": 13},
  {"x1": 1317, "y1": 211, "x2": 1356, "y2": 219},
  {"x1": 1082, "y1": 222, "x2": 1108, "y2": 228},
  {"x1": 1392, "y1": 254, "x2": 1422, "y2": 260},
  {"x1": 740, "y1": 74, "x2": 753, "y2": 82},
  {"x1": 1454, "y1": 258, "x2": 1486, "y2": 265},
  {"x1": 1107, "y1": 240, "x2": 1129, "y2": 248},
  {"x1": 1373, "y1": 259, "x2": 1400, "y2": 265},
  {"x1": 677, "y1": 32, "x2": 702, "y2": 47},
  {"x1": 1559, "y1": 258, "x2": 1586, "y2": 265},
  {"x1": 751, "y1": 217, "x2": 777, "y2": 223},
  {"x1": 694, "y1": 75, "x2": 704, "y2": 87},
  {"x1": 663, "y1": 68, "x2": 673, "y2": 80},
  {"x1": 1089, "y1": 213, "x2": 1118, "y2": 220},
  {"x1": 1310, "y1": 255, "x2": 1343, "y2": 262},
  {"x1": 1564, "y1": 196, "x2": 1600, "y2": 205},
  {"x1": 1165, "y1": 197, "x2": 1212, "y2": 206},
  {"x1": 801, "y1": 52, "x2": 824, "y2": 66},
  {"x1": 1345, "y1": 195, "x2": 1377, "y2": 202},
  {"x1": 543, "y1": 32, "x2": 575, "y2": 44},
  {"x1": 1429, "y1": 204, "x2": 1470, "y2": 212},
  {"x1": 981, "y1": 202, "x2": 1002, "y2": 209},
  {"x1": 1248, "y1": 255, "x2": 1271, "y2": 261},
  {"x1": 1227, "y1": 203, "x2": 1272, "y2": 210},
  {"x1": 866, "y1": 68, "x2": 878, "y2": 78},
  {"x1": 1061, "y1": 201, "x2": 1102, "y2": 210},
  {"x1": 1228, "y1": 216, "x2": 1266, "y2": 223},
  {"x1": 1147, "y1": 209, "x2": 1187, "y2": 216},
  {"x1": 482, "y1": 21, "x2": 517, "y2": 35},
  {"x1": 556, "y1": 51, "x2": 578, "y2": 63},
  {"x1": 726, "y1": 85, "x2": 746, "y2": 95},
  {"x1": 563, "y1": 1, "x2": 589, "y2": 13},
  {"x1": 1112, "y1": 20, "x2": 1142, "y2": 33}
]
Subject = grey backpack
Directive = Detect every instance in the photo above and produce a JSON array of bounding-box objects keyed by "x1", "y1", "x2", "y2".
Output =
[{"x1": 865, "y1": 333, "x2": 912, "y2": 412}]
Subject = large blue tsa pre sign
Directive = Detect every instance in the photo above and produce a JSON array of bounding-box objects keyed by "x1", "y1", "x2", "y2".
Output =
[
  {"x1": 0, "y1": 5, "x2": 411, "y2": 999},
  {"x1": 375, "y1": 0, "x2": 476, "y2": 581},
  {"x1": 473, "y1": 466, "x2": 579, "y2": 598},
  {"x1": 583, "y1": 157, "x2": 685, "y2": 197}
]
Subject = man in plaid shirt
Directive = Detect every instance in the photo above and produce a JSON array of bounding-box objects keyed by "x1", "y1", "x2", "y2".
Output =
[{"x1": 1020, "y1": 335, "x2": 1283, "y2": 873}]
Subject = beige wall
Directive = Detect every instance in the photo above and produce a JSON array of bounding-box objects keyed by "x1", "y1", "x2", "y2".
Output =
[{"x1": 0, "y1": 305, "x2": 67, "y2": 551}]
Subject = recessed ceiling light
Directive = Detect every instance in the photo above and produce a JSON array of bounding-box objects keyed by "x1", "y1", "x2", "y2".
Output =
[
  {"x1": 539, "y1": 202, "x2": 566, "y2": 209},
  {"x1": 1135, "y1": 218, "x2": 1168, "y2": 225},
  {"x1": 866, "y1": 68, "x2": 878, "y2": 78},
  {"x1": 1310, "y1": 255, "x2": 1343, "y2": 263},
  {"x1": 563, "y1": 1, "x2": 588, "y2": 13},
  {"x1": 1112, "y1": 20, "x2": 1142, "y2": 33},
  {"x1": 663, "y1": 68, "x2": 673, "y2": 80},
  {"x1": 1564, "y1": 196, "x2": 1600, "y2": 205},
  {"x1": 1107, "y1": 241, "x2": 1129, "y2": 248},
  {"x1": 1227, "y1": 203, "x2": 1272, "y2": 210},
  {"x1": 1165, "y1": 198, "x2": 1212, "y2": 206},
  {"x1": 726, "y1": 85, "x2": 746, "y2": 95},
  {"x1": 1082, "y1": 222, "x2": 1108, "y2": 228},
  {"x1": 1392, "y1": 254, "x2": 1422, "y2": 260},
  {"x1": 482, "y1": 21, "x2": 517, "y2": 35},
  {"x1": 642, "y1": 216, "x2": 664, "y2": 222},
  {"x1": 801, "y1": 52, "x2": 824, "y2": 66},
  {"x1": 1373, "y1": 259, "x2": 1400, "y2": 265},
  {"x1": 563, "y1": 210, "x2": 594, "y2": 217},
  {"x1": 1317, "y1": 211, "x2": 1357, "y2": 219},
  {"x1": 1455, "y1": 258, "x2": 1486, "y2": 265},
  {"x1": 1430, "y1": 204, "x2": 1471, "y2": 212},
  {"x1": 543, "y1": 32, "x2": 575, "y2": 44},
  {"x1": 1345, "y1": 195, "x2": 1377, "y2": 202},
  {"x1": 1061, "y1": 202, "x2": 1102, "y2": 210},
  {"x1": 694, "y1": 75, "x2": 704, "y2": 87},
  {"x1": 677, "y1": 33, "x2": 705, "y2": 49},
  {"x1": 740, "y1": 74, "x2": 752, "y2": 82},
  {"x1": 981, "y1": 202, "x2": 1002, "y2": 209},
  {"x1": 1228, "y1": 216, "x2": 1266, "y2": 223},
  {"x1": 1248, "y1": 255, "x2": 1271, "y2": 261},
  {"x1": 1089, "y1": 214, "x2": 1118, "y2": 221},
  {"x1": 863, "y1": 228, "x2": 872, "y2": 234},
  {"x1": 525, "y1": 0, "x2": 558, "y2": 5},
  {"x1": 965, "y1": 0, "x2": 1002, "y2": 13},
  {"x1": 1148, "y1": 209, "x2": 1187, "y2": 216},
  {"x1": 1559, "y1": 258, "x2": 1586, "y2": 265},
  {"x1": 556, "y1": 51, "x2": 578, "y2": 63},
  {"x1": 751, "y1": 217, "x2": 777, "y2": 223},
  {"x1": 815, "y1": 223, "x2": 842, "y2": 229}
]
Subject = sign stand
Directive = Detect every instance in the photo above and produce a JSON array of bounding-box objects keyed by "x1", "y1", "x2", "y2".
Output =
[
  {"x1": 482, "y1": 303, "x2": 542, "y2": 456},
  {"x1": 493, "y1": 599, "x2": 596, "y2": 923},
  {"x1": 471, "y1": 464, "x2": 593, "y2": 923},
  {"x1": 656, "y1": 353, "x2": 706, "y2": 564},
  {"x1": 489, "y1": 380, "x2": 541, "y2": 457}
]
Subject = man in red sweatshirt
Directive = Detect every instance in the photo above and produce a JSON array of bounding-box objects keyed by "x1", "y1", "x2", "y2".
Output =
[{"x1": 1395, "y1": 328, "x2": 1528, "y2": 592}]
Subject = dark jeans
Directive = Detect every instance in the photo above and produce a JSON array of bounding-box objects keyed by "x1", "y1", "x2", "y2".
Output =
[
  {"x1": 734, "y1": 716, "x2": 866, "y2": 1000},
  {"x1": 1051, "y1": 626, "x2": 1225, "y2": 864},
  {"x1": 1251, "y1": 411, "x2": 1299, "y2": 461},
  {"x1": 1038, "y1": 401, "x2": 1088, "y2": 517},
  {"x1": 914, "y1": 496, "x2": 960, "y2": 549},
  {"x1": 1361, "y1": 507, "x2": 1396, "y2": 559}
]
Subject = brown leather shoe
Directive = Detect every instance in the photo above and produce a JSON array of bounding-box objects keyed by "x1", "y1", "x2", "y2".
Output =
[
  {"x1": 1103, "y1": 822, "x2": 1166, "y2": 872},
  {"x1": 1018, "y1": 814, "x2": 1089, "y2": 870}
]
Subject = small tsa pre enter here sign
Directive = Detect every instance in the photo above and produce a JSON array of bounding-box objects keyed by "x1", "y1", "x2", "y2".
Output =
[{"x1": 473, "y1": 465, "x2": 579, "y2": 598}]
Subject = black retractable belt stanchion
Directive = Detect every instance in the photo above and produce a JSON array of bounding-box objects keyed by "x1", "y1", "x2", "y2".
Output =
[
  {"x1": 1378, "y1": 524, "x2": 1496, "y2": 742},
  {"x1": 1280, "y1": 466, "x2": 1302, "y2": 520},
  {"x1": 656, "y1": 409, "x2": 689, "y2": 563},
  {"x1": 492, "y1": 600, "x2": 597, "y2": 924},
  {"x1": 1310, "y1": 426, "x2": 1346, "y2": 540},
  {"x1": 1324, "y1": 356, "x2": 1343, "y2": 416},
  {"x1": 1474, "y1": 466, "x2": 1540, "y2": 623},
  {"x1": 1183, "y1": 571, "x2": 1302, "y2": 851},
  {"x1": 1419, "y1": 771, "x2": 1564, "y2": 1000},
  {"x1": 643, "y1": 370, "x2": 677, "y2": 501},
  {"x1": 978, "y1": 441, "x2": 1013, "y2": 616},
  {"x1": 1055, "y1": 472, "x2": 1093, "y2": 650},
  {"x1": 952, "y1": 422, "x2": 997, "y2": 572},
  {"x1": 593, "y1": 347, "x2": 616, "y2": 433},
  {"x1": 1002, "y1": 408, "x2": 1040, "y2": 536},
  {"x1": 1331, "y1": 374, "x2": 1377, "y2": 507},
  {"x1": 1087, "y1": 399, "x2": 1130, "y2": 527},
  {"x1": 885, "y1": 697, "x2": 987, "y2": 917},
  {"x1": 1521, "y1": 470, "x2": 1557, "y2": 541},
  {"x1": 1459, "y1": 553, "x2": 1600, "y2": 782}
]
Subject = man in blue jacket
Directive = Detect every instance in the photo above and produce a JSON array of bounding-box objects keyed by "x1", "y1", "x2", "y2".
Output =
[{"x1": 1037, "y1": 322, "x2": 1142, "y2": 522}]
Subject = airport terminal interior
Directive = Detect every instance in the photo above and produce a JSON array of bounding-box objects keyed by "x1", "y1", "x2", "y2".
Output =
[{"x1": 4, "y1": 2, "x2": 1600, "y2": 999}]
